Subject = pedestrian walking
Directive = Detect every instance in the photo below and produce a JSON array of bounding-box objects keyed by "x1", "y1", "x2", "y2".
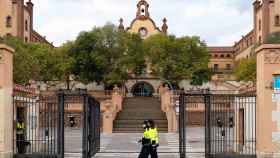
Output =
[
  {"x1": 138, "y1": 120, "x2": 151, "y2": 158},
  {"x1": 148, "y1": 120, "x2": 159, "y2": 158}
]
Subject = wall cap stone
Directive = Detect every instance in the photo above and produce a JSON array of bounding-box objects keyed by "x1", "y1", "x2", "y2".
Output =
[
  {"x1": 0, "y1": 44, "x2": 14, "y2": 53},
  {"x1": 256, "y1": 44, "x2": 280, "y2": 54}
]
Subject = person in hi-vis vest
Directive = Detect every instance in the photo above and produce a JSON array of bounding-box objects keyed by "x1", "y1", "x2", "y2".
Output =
[
  {"x1": 138, "y1": 120, "x2": 151, "y2": 158},
  {"x1": 16, "y1": 118, "x2": 25, "y2": 153},
  {"x1": 148, "y1": 120, "x2": 159, "y2": 158}
]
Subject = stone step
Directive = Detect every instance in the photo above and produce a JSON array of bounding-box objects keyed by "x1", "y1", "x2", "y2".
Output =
[
  {"x1": 117, "y1": 113, "x2": 166, "y2": 119},
  {"x1": 123, "y1": 104, "x2": 161, "y2": 108},
  {"x1": 113, "y1": 127, "x2": 168, "y2": 133},
  {"x1": 114, "y1": 121, "x2": 168, "y2": 124},
  {"x1": 114, "y1": 122, "x2": 168, "y2": 128},
  {"x1": 116, "y1": 117, "x2": 166, "y2": 120},
  {"x1": 114, "y1": 97, "x2": 167, "y2": 132},
  {"x1": 114, "y1": 119, "x2": 168, "y2": 124}
]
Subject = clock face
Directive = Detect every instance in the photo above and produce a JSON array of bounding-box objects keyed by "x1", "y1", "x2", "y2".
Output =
[{"x1": 139, "y1": 27, "x2": 148, "y2": 38}]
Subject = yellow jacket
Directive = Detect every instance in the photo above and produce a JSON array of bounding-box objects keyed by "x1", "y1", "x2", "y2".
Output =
[
  {"x1": 16, "y1": 122, "x2": 25, "y2": 134},
  {"x1": 149, "y1": 127, "x2": 159, "y2": 145}
]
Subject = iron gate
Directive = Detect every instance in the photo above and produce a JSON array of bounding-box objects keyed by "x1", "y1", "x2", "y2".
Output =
[
  {"x1": 179, "y1": 91, "x2": 256, "y2": 158},
  {"x1": 13, "y1": 89, "x2": 101, "y2": 158},
  {"x1": 13, "y1": 92, "x2": 59, "y2": 158},
  {"x1": 83, "y1": 95, "x2": 101, "y2": 158}
]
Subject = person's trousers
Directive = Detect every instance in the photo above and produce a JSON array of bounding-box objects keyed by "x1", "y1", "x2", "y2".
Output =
[
  {"x1": 16, "y1": 134, "x2": 25, "y2": 154},
  {"x1": 150, "y1": 145, "x2": 158, "y2": 158},
  {"x1": 138, "y1": 145, "x2": 150, "y2": 158}
]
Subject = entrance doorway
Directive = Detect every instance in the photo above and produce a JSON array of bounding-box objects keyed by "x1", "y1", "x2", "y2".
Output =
[{"x1": 131, "y1": 82, "x2": 155, "y2": 97}]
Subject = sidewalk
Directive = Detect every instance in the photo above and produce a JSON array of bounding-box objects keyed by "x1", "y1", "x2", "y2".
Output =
[{"x1": 65, "y1": 127, "x2": 205, "y2": 158}]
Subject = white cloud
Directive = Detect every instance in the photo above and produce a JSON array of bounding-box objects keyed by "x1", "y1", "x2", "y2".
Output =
[{"x1": 27, "y1": 0, "x2": 253, "y2": 47}]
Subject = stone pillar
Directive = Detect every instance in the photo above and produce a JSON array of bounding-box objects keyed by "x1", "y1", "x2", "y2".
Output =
[
  {"x1": 0, "y1": 44, "x2": 14, "y2": 158},
  {"x1": 256, "y1": 44, "x2": 280, "y2": 157},
  {"x1": 101, "y1": 100, "x2": 114, "y2": 134},
  {"x1": 101, "y1": 88, "x2": 123, "y2": 134}
]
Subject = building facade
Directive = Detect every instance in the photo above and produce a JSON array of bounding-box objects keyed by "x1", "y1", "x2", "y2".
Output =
[
  {"x1": 209, "y1": 0, "x2": 280, "y2": 80},
  {"x1": 0, "y1": 0, "x2": 53, "y2": 46},
  {"x1": 5, "y1": 0, "x2": 280, "y2": 130}
]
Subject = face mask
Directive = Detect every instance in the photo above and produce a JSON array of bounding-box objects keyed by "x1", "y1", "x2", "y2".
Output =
[{"x1": 142, "y1": 124, "x2": 146, "y2": 128}]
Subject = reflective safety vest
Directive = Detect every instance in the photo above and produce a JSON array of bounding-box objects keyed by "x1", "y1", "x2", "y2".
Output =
[
  {"x1": 143, "y1": 128, "x2": 149, "y2": 138},
  {"x1": 149, "y1": 127, "x2": 159, "y2": 144},
  {"x1": 142, "y1": 128, "x2": 151, "y2": 145},
  {"x1": 16, "y1": 122, "x2": 25, "y2": 135}
]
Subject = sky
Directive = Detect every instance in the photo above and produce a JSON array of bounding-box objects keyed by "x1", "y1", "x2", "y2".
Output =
[{"x1": 26, "y1": 0, "x2": 254, "y2": 47}]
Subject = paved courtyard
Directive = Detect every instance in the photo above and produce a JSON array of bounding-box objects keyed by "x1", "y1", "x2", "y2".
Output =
[{"x1": 65, "y1": 127, "x2": 205, "y2": 158}]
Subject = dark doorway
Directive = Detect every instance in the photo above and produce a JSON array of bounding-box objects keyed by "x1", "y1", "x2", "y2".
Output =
[{"x1": 131, "y1": 82, "x2": 155, "y2": 97}]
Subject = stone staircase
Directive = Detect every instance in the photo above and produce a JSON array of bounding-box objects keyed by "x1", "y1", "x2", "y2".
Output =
[{"x1": 113, "y1": 97, "x2": 168, "y2": 133}]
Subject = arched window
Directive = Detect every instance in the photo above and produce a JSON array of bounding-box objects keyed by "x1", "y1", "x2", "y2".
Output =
[
  {"x1": 6, "y1": 16, "x2": 12, "y2": 28},
  {"x1": 220, "y1": 54, "x2": 225, "y2": 58},
  {"x1": 275, "y1": 15, "x2": 280, "y2": 26},
  {"x1": 214, "y1": 54, "x2": 218, "y2": 58},
  {"x1": 226, "y1": 54, "x2": 231, "y2": 58},
  {"x1": 140, "y1": 5, "x2": 146, "y2": 16}
]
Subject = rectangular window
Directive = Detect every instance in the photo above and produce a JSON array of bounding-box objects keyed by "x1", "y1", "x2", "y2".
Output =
[
  {"x1": 226, "y1": 64, "x2": 231, "y2": 70},
  {"x1": 275, "y1": 15, "x2": 280, "y2": 26},
  {"x1": 25, "y1": 20, "x2": 28, "y2": 31},
  {"x1": 214, "y1": 64, "x2": 219, "y2": 71},
  {"x1": 6, "y1": 16, "x2": 12, "y2": 28}
]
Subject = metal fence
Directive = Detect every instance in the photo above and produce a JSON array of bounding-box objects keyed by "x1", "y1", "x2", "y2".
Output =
[
  {"x1": 208, "y1": 94, "x2": 256, "y2": 158},
  {"x1": 13, "y1": 90, "x2": 101, "y2": 158},
  {"x1": 86, "y1": 97, "x2": 101, "y2": 157},
  {"x1": 179, "y1": 92, "x2": 256, "y2": 158},
  {"x1": 13, "y1": 94, "x2": 59, "y2": 158}
]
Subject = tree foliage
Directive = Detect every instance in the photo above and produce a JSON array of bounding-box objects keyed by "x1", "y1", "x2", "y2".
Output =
[
  {"x1": 144, "y1": 34, "x2": 210, "y2": 85},
  {"x1": 69, "y1": 23, "x2": 145, "y2": 86},
  {"x1": 234, "y1": 57, "x2": 256, "y2": 82},
  {"x1": 5, "y1": 23, "x2": 211, "y2": 88},
  {"x1": 4, "y1": 37, "x2": 71, "y2": 85}
]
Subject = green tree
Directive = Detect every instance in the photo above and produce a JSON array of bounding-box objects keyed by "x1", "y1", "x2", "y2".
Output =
[
  {"x1": 4, "y1": 37, "x2": 69, "y2": 85},
  {"x1": 70, "y1": 24, "x2": 145, "y2": 87},
  {"x1": 234, "y1": 57, "x2": 256, "y2": 82},
  {"x1": 5, "y1": 37, "x2": 40, "y2": 84},
  {"x1": 144, "y1": 34, "x2": 210, "y2": 85},
  {"x1": 55, "y1": 41, "x2": 75, "y2": 89}
]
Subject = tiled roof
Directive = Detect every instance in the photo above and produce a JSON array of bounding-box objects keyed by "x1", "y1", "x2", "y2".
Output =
[{"x1": 14, "y1": 84, "x2": 36, "y2": 94}]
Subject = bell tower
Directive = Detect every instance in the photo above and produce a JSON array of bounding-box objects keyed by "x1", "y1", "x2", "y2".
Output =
[{"x1": 136, "y1": 0, "x2": 150, "y2": 19}]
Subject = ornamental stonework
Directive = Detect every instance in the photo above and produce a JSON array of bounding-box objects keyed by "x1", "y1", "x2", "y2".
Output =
[{"x1": 264, "y1": 49, "x2": 280, "y2": 64}]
